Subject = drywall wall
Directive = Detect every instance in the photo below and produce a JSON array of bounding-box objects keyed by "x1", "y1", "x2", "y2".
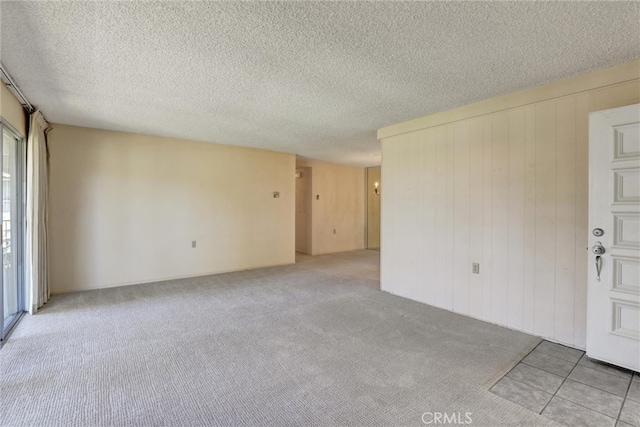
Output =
[
  {"x1": 295, "y1": 167, "x2": 312, "y2": 254},
  {"x1": 0, "y1": 83, "x2": 27, "y2": 136},
  {"x1": 367, "y1": 167, "x2": 381, "y2": 249},
  {"x1": 296, "y1": 158, "x2": 365, "y2": 255},
  {"x1": 48, "y1": 124, "x2": 295, "y2": 293},
  {"x1": 378, "y1": 60, "x2": 640, "y2": 349}
]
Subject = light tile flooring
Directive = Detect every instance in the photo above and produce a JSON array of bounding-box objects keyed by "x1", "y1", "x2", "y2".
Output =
[{"x1": 490, "y1": 341, "x2": 640, "y2": 427}]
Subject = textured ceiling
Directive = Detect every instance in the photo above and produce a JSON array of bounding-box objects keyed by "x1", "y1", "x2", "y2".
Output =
[{"x1": 1, "y1": 1, "x2": 639, "y2": 166}]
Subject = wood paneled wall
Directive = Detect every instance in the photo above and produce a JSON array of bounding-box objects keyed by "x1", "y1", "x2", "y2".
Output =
[{"x1": 380, "y1": 65, "x2": 639, "y2": 349}]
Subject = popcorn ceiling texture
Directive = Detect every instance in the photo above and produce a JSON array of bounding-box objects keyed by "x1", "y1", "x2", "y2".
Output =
[{"x1": 1, "y1": 1, "x2": 639, "y2": 166}]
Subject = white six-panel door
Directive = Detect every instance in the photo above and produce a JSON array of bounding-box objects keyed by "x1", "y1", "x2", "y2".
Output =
[{"x1": 587, "y1": 103, "x2": 640, "y2": 371}]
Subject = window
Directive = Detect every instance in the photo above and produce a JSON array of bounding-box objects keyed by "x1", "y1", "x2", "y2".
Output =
[{"x1": 1, "y1": 120, "x2": 25, "y2": 342}]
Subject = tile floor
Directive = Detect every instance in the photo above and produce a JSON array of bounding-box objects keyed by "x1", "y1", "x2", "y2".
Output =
[{"x1": 490, "y1": 340, "x2": 640, "y2": 427}]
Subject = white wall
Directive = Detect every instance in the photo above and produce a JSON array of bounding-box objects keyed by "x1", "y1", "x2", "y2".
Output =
[
  {"x1": 48, "y1": 124, "x2": 295, "y2": 293},
  {"x1": 379, "y1": 60, "x2": 640, "y2": 349},
  {"x1": 296, "y1": 158, "x2": 365, "y2": 255}
]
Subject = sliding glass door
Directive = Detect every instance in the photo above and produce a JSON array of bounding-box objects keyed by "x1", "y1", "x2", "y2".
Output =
[{"x1": 1, "y1": 122, "x2": 25, "y2": 342}]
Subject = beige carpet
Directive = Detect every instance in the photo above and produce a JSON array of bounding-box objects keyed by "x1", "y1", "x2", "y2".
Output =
[{"x1": 1, "y1": 250, "x2": 557, "y2": 426}]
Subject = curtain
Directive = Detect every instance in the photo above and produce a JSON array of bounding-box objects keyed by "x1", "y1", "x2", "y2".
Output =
[{"x1": 25, "y1": 110, "x2": 50, "y2": 314}]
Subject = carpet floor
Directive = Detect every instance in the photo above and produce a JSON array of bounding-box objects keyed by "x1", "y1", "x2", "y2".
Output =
[{"x1": 1, "y1": 250, "x2": 559, "y2": 426}]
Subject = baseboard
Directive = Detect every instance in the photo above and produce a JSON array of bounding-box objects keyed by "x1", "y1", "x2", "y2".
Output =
[
  {"x1": 51, "y1": 260, "x2": 296, "y2": 294},
  {"x1": 380, "y1": 289, "x2": 587, "y2": 352}
]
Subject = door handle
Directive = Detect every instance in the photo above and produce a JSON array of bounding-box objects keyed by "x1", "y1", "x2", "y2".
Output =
[
  {"x1": 595, "y1": 255, "x2": 602, "y2": 282},
  {"x1": 592, "y1": 241, "x2": 605, "y2": 255},
  {"x1": 592, "y1": 241, "x2": 605, "y2": 282}
]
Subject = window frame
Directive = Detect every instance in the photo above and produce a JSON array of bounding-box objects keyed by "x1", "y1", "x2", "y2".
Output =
[{"x1": 0, "y1": 118, "x2": 26, "y2": 343}]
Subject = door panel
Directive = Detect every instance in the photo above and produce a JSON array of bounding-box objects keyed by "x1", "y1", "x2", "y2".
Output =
[{"x1": 587, "y1": 103, "x2": 640, "y2": 371}]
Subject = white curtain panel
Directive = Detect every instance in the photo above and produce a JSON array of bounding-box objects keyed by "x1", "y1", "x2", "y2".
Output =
[{"x1": 26, "y1": 110, "x2": 50, "y2": 314}]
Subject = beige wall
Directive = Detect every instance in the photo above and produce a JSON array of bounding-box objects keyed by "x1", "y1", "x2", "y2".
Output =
[
  {"x1": 378, "y1": 60, "x2": 640, "y2": 349},
  {"x1": 0, "y1": 83, "x2": 27, "y2": 136},
  {"x1": 295, "y1": 167, "x2": 312, "y2": 254},
  {"x1": 367, "y1": 167, "x2": 381, "y2": 249},
  {"x1": 296, "y1": 158, "x2": 365, "y2": 255},
  {"x1": 48, "y1": 124, "x2": 295, "y2": 293}
]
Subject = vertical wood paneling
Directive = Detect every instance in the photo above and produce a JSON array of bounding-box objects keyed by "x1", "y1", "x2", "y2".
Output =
[
  {"x1": 380, "y1": 134, "x2": 401, "y2": 293},
  {"x1": 403, "y1": 132, "x2": 421, "y2": 301},
  {"x1": 468, "y1": 118, "x2": 484, "y2": 319},
  {"x1": 491, "y1": 112, "x2": 509, "y2": 325},
  {"x1": 380, "y1": 77, "x2": 639, "y2": 349},
  {"x1": 555, "y1": 97, "x2": 577, "y2": 343},
  {"x1": 507, "y1": 108, "x2": 526, "y2": 331},
  {"x1": 380, "y1": 138, "x2": 391, "y2": 292},
  {"x1": 445, "y1": 125, "x2": 455, "y2": 309},
  {"x1": 453, "y1": 122, "x2": 471, "y2": 314},
  {"x1": 482, "y1": 117, "x2": 493, "y2": 320},
  {"x1": 414, "y1": 133, "x2": 424, "y2": 299},
  {"x1": 435, "y1": 126, "x2": 449, "y2": 308},
  {"x1": 413, "y1": 132, "x2": 425, "y2": 301},
  {"x1": 423, "y1": 128, "x2": 438, "y2": 304},
  {"x1": 416, "y1": 130, "x2": 426, "y2": 302},
  {"x1": 402, "y1": 133, "x2": 417, "y2": 298},
  {"x1": 523, "y1": 106, "x2": 537, "y2": 333},
  {"x1": 534, "y1": 101, "x2": 557, "y2": 338},
  {"x1": 574, "y1": 94, "x2": 590, "y2": 348},
  {"x1": 415, "y1": 129, "x2": 426, "y2": 303}
]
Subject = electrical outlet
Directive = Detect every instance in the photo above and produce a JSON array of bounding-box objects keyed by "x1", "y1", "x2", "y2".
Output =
[
  {"x1": 472, "y1": 263, "x2": 480, "y2": 274},
  {"x1": 192, "y1": 241, "x2": 197, "y2": 248}
]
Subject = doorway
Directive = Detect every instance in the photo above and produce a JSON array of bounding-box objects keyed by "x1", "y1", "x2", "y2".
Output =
[
  {"x1": 366, "y1": 166, "x2": 380, "y2": 250},
  {"x1": 295, "y1": 167, "x2": 312, "y2": 255}
]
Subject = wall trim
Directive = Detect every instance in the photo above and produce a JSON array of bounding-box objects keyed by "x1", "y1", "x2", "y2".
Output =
[
  {"x1": 382, "y1": 289, "x2": 586, "y2": 351},
  {"x1": 378, "y1": 59, "x2": 640, "y2": 140},
  {"x1": 51, "y1": 261, "x2": 296, "y2": 295}
]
